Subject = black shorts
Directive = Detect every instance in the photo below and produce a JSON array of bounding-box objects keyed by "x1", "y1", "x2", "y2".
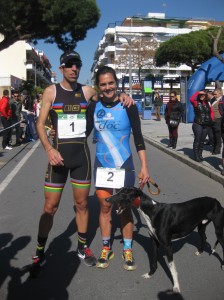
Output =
[{"x1": 44, "y1": 138, "x2": 91, "y2": 192}]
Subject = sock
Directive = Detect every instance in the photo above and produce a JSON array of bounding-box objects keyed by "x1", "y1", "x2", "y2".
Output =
[
  {"x1": 36, "y1": 236, "x2": 47, "y2": 257},
  {"x1": 102, "y1": 237, "x2": 111, "y2": 249},
  {"x1": 78, "y1": 232, "x2": 87, "y2": 250},
  {"x1": 123, "y1": 238, "x2": 132, "y2": 251}
]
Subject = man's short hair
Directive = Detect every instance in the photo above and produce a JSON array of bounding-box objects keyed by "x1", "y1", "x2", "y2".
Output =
[{"x1": 3, "y1": 89, "x2": 9, "y2": 96}]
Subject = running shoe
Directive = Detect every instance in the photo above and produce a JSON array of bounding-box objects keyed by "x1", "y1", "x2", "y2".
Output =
[
  {"x1": 96, "y1": 246, "x2": 114, "y2": 269},
  {"x1": 29, "y1": 254, "x2": 46, "y2": 278},
  {"x1": 76, "y1": 245, "x2": 97, "y2": 267},
  {"x1": 122, "y1": 249, "x2": 137, "y2": 271}
]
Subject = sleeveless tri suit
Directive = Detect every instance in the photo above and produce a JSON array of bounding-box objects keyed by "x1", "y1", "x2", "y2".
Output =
[{"x1": 44, "y1": 83, "x2": 91, "y2": 192}]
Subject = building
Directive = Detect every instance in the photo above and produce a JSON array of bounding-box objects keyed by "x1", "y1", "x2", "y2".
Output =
[
  {"x1": 0, "y1": 37, "x2": 54, "y2": 95},
  {"x1": 91, "y1": 12, "x2": 224, "y2": 98}
]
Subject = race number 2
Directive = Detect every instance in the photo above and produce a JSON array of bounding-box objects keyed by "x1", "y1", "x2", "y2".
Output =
[{"x1": 96, "y1": 168, "x2": 125, "y2": 188}]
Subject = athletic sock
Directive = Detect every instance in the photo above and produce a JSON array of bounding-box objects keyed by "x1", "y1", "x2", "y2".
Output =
[
  {"x1": 123, "y1": 238, "x2": 132, "y2": 251},
  {"x1": 102, "y1": 237, "x2": 111, "y2": 249},
  {"x1": 36, "y1": 236, "x2": 47, "y2": 257},
  {"x1": 78, "y1": 232, "x2": 87, "y2": 250}
]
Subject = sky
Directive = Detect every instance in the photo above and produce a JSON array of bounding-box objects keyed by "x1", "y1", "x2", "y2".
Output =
[{"x1": 36, "y1": 0, "x2": 224, "y2": 85}]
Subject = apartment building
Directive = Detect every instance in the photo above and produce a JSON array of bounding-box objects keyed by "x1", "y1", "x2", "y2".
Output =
[
  {"x1": 0, "y1": 37, "x2": 53, "y2": 95},
  {"x1": 91, "y1": 12, "x2": 223, "y2": 95}
]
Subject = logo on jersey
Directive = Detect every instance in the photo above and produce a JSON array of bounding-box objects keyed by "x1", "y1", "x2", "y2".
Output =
[
  {"x1": 97, "y1": 109, "x2": 106, "y2": 118},
  {"x1": 63, "y1": 104, "x2": 81, "y2": 114}
]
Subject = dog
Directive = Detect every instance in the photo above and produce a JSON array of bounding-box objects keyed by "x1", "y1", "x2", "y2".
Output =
[{"x1": 106, "y1": 187, "x2": 224, "y2": 293}]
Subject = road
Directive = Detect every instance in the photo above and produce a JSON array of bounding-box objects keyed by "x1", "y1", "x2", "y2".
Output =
[{"x1": 0, "y1": 136, "x2": 223, "y2": 300}]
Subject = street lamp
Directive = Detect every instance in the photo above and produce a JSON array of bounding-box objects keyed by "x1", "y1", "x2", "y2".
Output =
[{"x1": 114, "y1": 35, "x2": 133, "y2": 97}]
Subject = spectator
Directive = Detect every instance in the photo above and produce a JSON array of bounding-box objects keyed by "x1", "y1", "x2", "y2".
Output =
[
  {"x1": 210, "y1": 88, "x2": 224, "y2": 154},
  {"x1": 0, "y1": 89, "x2": 12, "y2": 150},
  {"x1": 23, "y1": 91, "x2": 38, "y2": 141},
  {"x1": 190, "y1": 90, "x2": 214, "y2": 162},
  {"x1": 154, "y1": 92, "x2": 163, "y2": 121},
  {"x1": 164, "y1": 91, "x2": 184, "y2": 149},
  {"x1": 11, "y1": 91, "x2": 22, "y2": 146}
]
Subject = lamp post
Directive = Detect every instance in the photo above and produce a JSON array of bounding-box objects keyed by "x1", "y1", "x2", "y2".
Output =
[{"x1": 114, "y1": 35, "x2": 133, "y2": 97}]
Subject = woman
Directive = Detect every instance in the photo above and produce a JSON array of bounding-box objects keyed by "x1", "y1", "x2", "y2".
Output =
[
  {"x1": 86, "y1": 66, "x2": 150, "y2": 271},
  {"x1": 190, "y1": 90, "x2": 214, "y2": 162},
  {"x1": 165, "y1": 91, "x2": 183, "y2": 149}
]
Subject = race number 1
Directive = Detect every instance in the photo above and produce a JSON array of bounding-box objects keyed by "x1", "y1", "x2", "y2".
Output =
[{"x1": 95, "y1": 168, "x2": 125, "y2": 188}]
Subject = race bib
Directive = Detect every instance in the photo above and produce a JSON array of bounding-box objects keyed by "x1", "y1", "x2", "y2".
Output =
[
  {"x1": 58, "y1": 113, "x2": 86, "y2": 138},
  {"x1": 96, "y1": 167, "x2": 125, "y2": 189}
]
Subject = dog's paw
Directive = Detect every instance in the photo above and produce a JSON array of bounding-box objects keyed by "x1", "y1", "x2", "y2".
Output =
[
  {"x1": 195, "y1": 250, "x2": 202, "y2": 256},
  {"x1": 221, "y1": 264, "x2": 224, "y2": 271},
  {"x1": 172, "y1": 286, "x2": 181, "y2": 294},
  {"x1": 141, "y1": 273, "x2": 151, "y2": 279}
]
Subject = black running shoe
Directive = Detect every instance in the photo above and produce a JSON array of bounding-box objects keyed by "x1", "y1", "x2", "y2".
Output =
[
  {"x1": 29, "y1": 255, "x2": 46, "y2": 278},
  {"x1": 76, "y1": 246, "x2": 97, "y2": 267}
]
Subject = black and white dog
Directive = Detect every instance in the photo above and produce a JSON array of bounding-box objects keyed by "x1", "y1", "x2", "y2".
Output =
[{"x1": 106, "y1": 187, "x2": 224, "y2": 293}]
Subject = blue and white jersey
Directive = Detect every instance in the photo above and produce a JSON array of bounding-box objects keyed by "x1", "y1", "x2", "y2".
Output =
[{"x1": 94, "y1": 101, "x2": 131, "y2": 168}]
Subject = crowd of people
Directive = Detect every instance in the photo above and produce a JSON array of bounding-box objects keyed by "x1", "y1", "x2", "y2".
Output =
[
  {"x1": 0, "y1": 90, "x2": 42, "y2": 149},
  {"x1": 162, "y1": 88, "x2": 224, "y2": 175}
]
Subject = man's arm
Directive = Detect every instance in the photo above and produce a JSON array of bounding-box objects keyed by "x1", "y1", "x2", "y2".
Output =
[
  {"x1": 82, "y1": 85, "x2": 135, "y2": 107},
  {"x1": 37, "y1": 85, "x2": 64, "y2": 166}
]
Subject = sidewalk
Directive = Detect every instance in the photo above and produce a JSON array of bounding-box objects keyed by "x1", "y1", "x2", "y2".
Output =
[{"x1": 141, "y1": 116, "x2": 224, "y2": 185}]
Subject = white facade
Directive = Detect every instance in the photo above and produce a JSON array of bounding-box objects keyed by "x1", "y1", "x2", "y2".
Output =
[
  {"x1": 0, "y1": 35, "x2": 52, "y2": 94},
  {"x1": 91, "y1": 13, "x2": 219, "y2": 93}
]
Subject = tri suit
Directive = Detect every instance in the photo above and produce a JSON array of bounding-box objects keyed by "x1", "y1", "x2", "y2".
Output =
[
  {"x1": 45, "y1": 83, "x2": 91, "y2": 192},
  {"x1": 86, "y1": 99, "x2": 145, "y2": 195}
]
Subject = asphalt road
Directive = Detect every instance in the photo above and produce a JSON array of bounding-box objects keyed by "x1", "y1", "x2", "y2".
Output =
[{"x1": 0, "y1": 136, "x2": 224, "y2": 300}]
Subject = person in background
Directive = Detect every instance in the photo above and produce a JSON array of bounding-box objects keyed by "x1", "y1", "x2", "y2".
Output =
[
  {"x1": 23, "y1": 91, "x2": 38, "y2": 141},
  {"x1": 86, "y1": 66, "x2": 150, "y2": 271},
  {"x1": 210, "y1": 88, "x2": 224, "y2": 155},
  {"x1": 218, "y1": 95, "x2": 224, "y2": 175},
  {"x1": 34, "y1": 93, "x2": 42, "y2": 118},
  {"x1": 11, "y1": 91, "x2": 22, "y2": 146},
  {"x1": 190, "y1": 90, "x2": 214, "y2": 162},
  {"x1": 154, "y1": 91, "x2": 163, "y2": 121},
  {"x1": 204, "y1": 90, "x2": 215, "y2": 147},
  {"x1": 164, "y1": 91, "x2": 184, "y2": 149},
  {"x1": 0, "y1": 89, "x2": 12, "y2": 150}
]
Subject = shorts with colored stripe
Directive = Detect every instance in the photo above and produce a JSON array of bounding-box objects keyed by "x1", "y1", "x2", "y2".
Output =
[{"x1": 44, "y1": 139, "x2": 91, "y2": 192}]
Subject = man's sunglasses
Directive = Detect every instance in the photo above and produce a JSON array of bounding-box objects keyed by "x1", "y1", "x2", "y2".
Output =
[{"x1": 62, "y1": 61, "x2": 82, "y2": 69}]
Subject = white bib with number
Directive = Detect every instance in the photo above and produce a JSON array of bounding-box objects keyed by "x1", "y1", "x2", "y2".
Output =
[
  {"x1": 96, "y1": 167, "x2": 125, "y2": 189},
  {"x1": 58, "y1": 113, "x2": 86, "y2": 138}
]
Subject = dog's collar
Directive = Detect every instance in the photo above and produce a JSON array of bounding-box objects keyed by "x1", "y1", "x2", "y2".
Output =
[{"x1": 132, "y1": 197, "x2": 141, "y2": 208}]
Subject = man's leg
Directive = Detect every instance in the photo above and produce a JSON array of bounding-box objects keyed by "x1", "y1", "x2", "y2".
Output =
[
  {"x1": 72, "y1": 182, "x2": 96, "y2": 266},
  {"x1": 30, "y1": 190, "x2": 62, "y2": 277}
]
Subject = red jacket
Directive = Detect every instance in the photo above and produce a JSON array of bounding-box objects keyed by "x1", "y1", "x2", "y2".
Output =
[{"x1": 0, "y1": 96, "x2": 12, "y2": 118}]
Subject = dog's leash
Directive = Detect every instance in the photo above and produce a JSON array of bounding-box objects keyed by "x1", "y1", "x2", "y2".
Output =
[
  {"x1": 138, "y1": 176, "x2": 161, "y2": 195},
  {"x1": 146, "y1": 177, "x2": 161, "y2": 195}
]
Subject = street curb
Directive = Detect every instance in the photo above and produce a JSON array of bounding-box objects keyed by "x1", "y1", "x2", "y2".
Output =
[{"x1": 143, "y1": 136, "x2": 224, "y2": 186}]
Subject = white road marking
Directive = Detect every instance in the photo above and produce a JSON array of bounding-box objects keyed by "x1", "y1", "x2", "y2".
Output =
[{"x1": 0, "y1": 140, "x2": 40, "y2": 196}]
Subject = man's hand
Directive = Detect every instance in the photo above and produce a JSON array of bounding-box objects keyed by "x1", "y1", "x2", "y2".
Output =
[
  {"x1": 46, "y1": 148, "x2": 64, "y2": 166},
  {"x1": 119, "y1": 93, "x2": 135, "y2": 108}
]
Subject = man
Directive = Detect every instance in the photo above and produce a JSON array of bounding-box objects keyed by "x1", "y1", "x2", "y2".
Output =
[
  {"x1": 0, "y1": 89, "x2": 12, "y2": 150},
  {"x1": 11, "y1": 91, "x2": 22, "y2": 146},
  {"x1": 210, "y1": 88, "x2": 224, "y2": 154},
  {"x1": 154, "y1": 92, "x2": 163, "y2": 121},
  {"x1": 30, "y1": 50, "x2": 133, "y2": 277}
]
